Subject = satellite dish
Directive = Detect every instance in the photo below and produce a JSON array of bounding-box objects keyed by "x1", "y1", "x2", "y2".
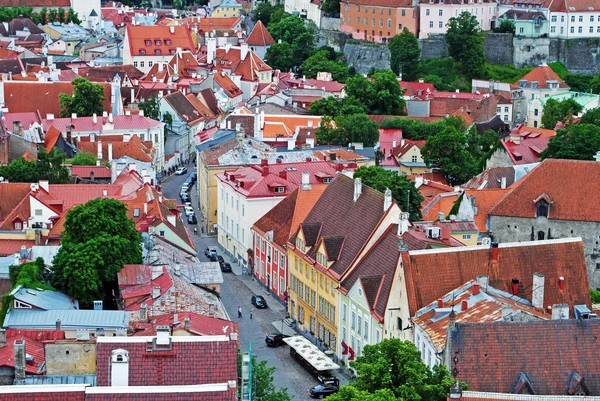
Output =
[
  {"x1": 481, "y1": 237, "x2": 491, "y2": 246},
  {"x1": 143, "y1": 236, "x2": 155, "y2": 251}
]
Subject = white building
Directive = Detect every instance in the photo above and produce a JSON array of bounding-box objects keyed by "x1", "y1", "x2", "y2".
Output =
[
  {"x1": 549, "y1": 0, "x2": 600, "y2": 38},
  {"x1": 419, "y1": 0, "x2": 497, "y2": 39}
]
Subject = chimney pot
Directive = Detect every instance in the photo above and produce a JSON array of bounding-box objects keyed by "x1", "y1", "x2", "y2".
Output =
[
  {"x1": 461, "y1": 300, "x2": 468, "y2": 311},
  {"x1": 558, "y1": 276, "x2": 565, "y2": 291},
  {"x1": 262, "y1": 166, "x2": 269, "y2": 176},
  {"x1": 532, "y1": 272, "x2": 545, "y2": 309},
  {"x1": 437, "y1": 298, "x2": 443, "y2": 308},
  {"x1": 353, "y1": 178, "x2": 362, "y2": 202},
  {"x1": 511, "y1": 278, "x2": 520, "y2": 296},
  {"x1": 140, "y1": 304, "x2": 148, "y2": 322},
  {"x1": 472, "y1": 283, "x2": 480, "y2": 295},
  {"x1": 491, "y1": 242, "x2": 499, "y2": 261},
  {"x1": 56, "y1": 319, "x2": 61, "y2": 331},
  {"x1": 13, "y1": 340, "x2": 25, "y2": 381},
  {"x1": 184, "y1": 317, "x2": 191, "y2": 331}
]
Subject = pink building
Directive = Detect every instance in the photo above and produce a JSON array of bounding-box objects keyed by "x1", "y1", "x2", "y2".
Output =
[{"x1": 418, "y1": 0, "x2": 497, "y2": 39}]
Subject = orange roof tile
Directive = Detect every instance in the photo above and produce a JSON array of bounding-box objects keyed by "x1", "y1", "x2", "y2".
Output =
[
  {"x1": 125, "y1": 25, "x2": 194, "y2": 57},
  {"x1": 246, "y1": 20, "x2": 275, "y2": 46},
  {"x1": 464, "y1": 188, "x2": 509, "y2": 232},
  {"x1": 44, "y1": 125, "x2": 61, "y2": 153},
  {"x1": 20, "y1": 150, "x2": 37, "y2": 161},
  {"x1": 262, "y1": 115, "x2": 322, "y2": 138},
  {"x1": 214, "y1": 71, "x2": 243, "y2": 98},
  {"x1": 516, "y1": 65, "x2": 569, "y2": 89},
  {"x1": 78, "y1": 137, "x2": 154, "y2": 163}
]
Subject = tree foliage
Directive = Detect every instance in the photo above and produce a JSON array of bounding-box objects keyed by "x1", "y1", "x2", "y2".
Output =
[
  {"x1": 0, "y1": 148, "x2": 70, "y2": 183},
  {"x1": 380, "y1": 115, "x2": 466, "y2": 140},
  {"x1": 540, "y1": 124, "x2": 600, "y2": 161},
  {"x1": 346, "y1": 339, "x2": 456, "y2": 401},
  {"x1": 321, "y1": 0, "x2": 340, "y2": 16},
  {"x1": 67, "y1": 151, "x2": 98, "y2": 166},
  {"x1": 139, "y1": 96, "x2": 160, "y2": 120},
  {"x1": 59, "y1": 78, "x2": 105, "y2": 118},
  {"x1": 494, "y1": 19, "x2": 515, "y2": 33},
  {"x1": 353, "y1": 166, "x2": 423, "y2": 220},
  {"x1": 308, "y1": 96, "x2": 367, "y2": 117},
  {"x1": 51, "y1": 198, "x2": 142, "y2": 305},
  {"x1": 579, "y1": 107, "x2": 600, "y2": 125},
  {"x1": 266, "y1": 15, "x2": 315, "y2": 68},
  {"x1": 345, "y1": 70, "x2": 406, "y2": 115},
  {"x1": 388, "y1": 28, "x2": 421, "y2": 81},
  {"x1": 540, "y1": 98, "x2": 583, "y2": 129},
  {"x1": 446, "y1": 12, "x2": 486, "y2": 78},
  {"x1": 422, "y1": 126, "x2": 479, "y2": 185},
  {"x1": 252, "y1": 2, "x2": 284, "y2": 26},
  {"x1": 316, "y1": 114, "x2": 379, "y2": 147},
  {"x1": 301, "y1": 50, "x2": 349, "y2": 82}
]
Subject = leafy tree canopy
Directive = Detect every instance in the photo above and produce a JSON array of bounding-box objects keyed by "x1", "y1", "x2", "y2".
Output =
[
  {"x1": 265, "y1": 15, "x2": 316, "y2": 69},
  {"x1": 265, "y1": 42, "x2": 293, "y2": 71},
  {"x1": 388, "y1": 28, "x2": 421, "y2": 81},
  {"x1": 51, "y1": 198, "x2": 142, "y2": 305},
  {"x1": 0, "y1": 148, "x2": 70, "y2": 184},
  {"x1": 345, "y1": 70, "x2": 406, "y2": 115},
  {"x1": 422, "y1": 126, "x2": 479, "y2": 185},
  {"x1": 353, "y1": 166, "x2": 423, "y2": 220},
  {"x1": 446, "y1": 12, "x2": 486, "y2": 78},
  {"x1": 540, "y1": 123, "x2": 600, "y2": 161},
  {"x1": 308, "y1": 96, "x2": 367, "y2": 117},
  {"x1": 315, "y1": 114, "x2": 379, "y2": 147},
  {"x1": 579, "y1": 107, "x2": 600, "y2": 125},
  {"x1": 301, "y1": 50, "x2": 349, "y2": 83},
  {"x1": 348, "y1": 338, "x2": 456, "y2": 401},
  {"x1": 380, "y1": 115, "x2": 465, "y2": 140},
  {"x1": 494, "y1": 19, "x2": 515, "y2": 33},
  {"x1": 540, "y1": 98, "x2": 583, "y2": 129},
  {"x1": 139, "y1": 96, "x2": 160, "y2": 120},
  {"x1": 252, "y1": 2, "x2": 284, "y2": 26},
  {"x1": 59, "y1": 78, "x2": 105, "y2": 118},
  {"x1": 66, "y1": 151, "x2": 98, "y2": 166}
]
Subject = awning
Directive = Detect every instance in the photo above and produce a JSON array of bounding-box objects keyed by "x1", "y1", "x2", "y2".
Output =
[{"x1": 283, "y1": 335, "x2": 340, "y2": 371}]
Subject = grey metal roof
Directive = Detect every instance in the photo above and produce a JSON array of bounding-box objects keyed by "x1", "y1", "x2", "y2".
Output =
[
  {"x1": 4, "y1": 309, "x2": 130, "y2": 329},
  {"x1": 18, "y1": 374, "x2": 97, "y2": 386},
  {"x1": 11, "y1": 286, "x2": 79, "y2": 310},
  {"x1": 30, "y1": 245, "x2": 61, "y2": 266}
]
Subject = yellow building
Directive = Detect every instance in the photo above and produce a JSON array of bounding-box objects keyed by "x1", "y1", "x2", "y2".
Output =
[
  {"x1": 394, "y1": 139, "x2": 431, "y2": 177},
  {"x1": 287, "y1": 175, "x2": 400, "y2": 352},
  {"x1": 211, "y1": 0, "x2": 242, "y2": 18}
]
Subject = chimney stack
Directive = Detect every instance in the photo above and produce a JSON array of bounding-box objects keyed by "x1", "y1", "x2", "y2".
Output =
[
  {"x1": 301, "y1": 172, "x2": 311, "y2": 190},
  {"x1": 491, "y1": 242, "x2": 499, "y2": 262},
  {"x1": 437, "y1": 298, "x2": 443, "y2": 308},
  {"x1": 551, "y1": 304, "x2": 569, "y2": 320},
  {"x1": 472, "y1": 283, "x2": 480, "y2": 295},
  {"x1": 111, "y1": 163, "x2": 117, "y2": 183},
  {"x1": 398, "y1": 212, "x2": 409, "y2": 236},
  {"x1": 440, "y1": 225, "x2": 451, "y2": 241},
  {"x1": 108, "y1": 142, "x2": 113, "y2": 162},
  {"x1": 532, "y1": 272, "x2": 545, "y2": 309},
  {"x1": 502, "y1": 305, "x2": 513, "y2": 321},
  {"x1": 279, "y1": 170, "x2": 287, "y2": 180},
  {"x1": 13, "y1": 340, "x2": 26, "y2": 381},
  {"x1": 260, "y1": 159, "x2": 268, "y2": 167},
  {"x1": 97, "y1": 140, "x2": 103, "y2": 160},
  {"x1": 500, "y1": 176, "x2": 507, "y2": 189},
  {"x1": 383, "y1": 188, "x2": 392, "y2": 211},
  {"x1": 184, "y1": 317, "x2": 191, "y2": 331},
  {"x1": 353, "y1": 178, "x2": 362, "y2": 202},
  {"x1": 511, "y1": 278, "x2": 520, "y2": 296},
  {"x1": 558, "y1": 276, "x2": 565, "y2": 291},
  {"x1": 262, "y1": 165, "x2": 269, "y2": 176},
  {"x1": 56, "y1": 319, "x2": 61, "y2": 331},
  {"x1": 110, "y1": 349, "x2": 130, "y2": 387},
  {"x1": 461, "y1": 300, "x2": 468, "y2": 311},
  {"x1": 140, "y1": 304, "x2": 148, "y2": 322},
  {"x1": 0, "y1": 329, "x2": 6, "y2": 347}
]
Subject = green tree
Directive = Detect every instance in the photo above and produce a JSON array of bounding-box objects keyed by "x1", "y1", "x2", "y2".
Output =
[
  {"x1": 335, "y1": 113, "x2": 379, "y2": 147},
  {"x1": 0, "y1": 148, "x2": 70, "y2": 183},
  {"x1": 252, "y1": 2, "x2": 283, "y2": 26},
  {"x1": 580, "y1": 107, "x2": 600, "y2": 125},
  {"x1": 495, "y1": 19, "x2": 515, "y2": 33},
  {"x1": 265, "y1": 42, "x2": 293, "y2": 71},
  {"x1": 541, "y1": 98, "x2": 583, "y2": 129},
  {"x1": 345, "y1": 70, "x2": 406, "y2": 115},
  {"x1": 57, "y1": 7, "x2": 66, "y2": 23},
  {"x1": 253, "y1": 359, "x2": 292, "y2": 401},
  {"x1": 422, "y1": 126, "x2": 479, "y2": 185},
  {"x1": 388, "y1": 28, "x2": 420, "y2": 81},
  {"x1": 326, "y1": 387, "x2": 397, "y2": 401},
  {"x1": 308, "y1": 96, "x2": 366, "y2": 117},
  {"x1": 540, "y1": 124, "x2": 600, "y2": 160},
  {"x1": 66, "y1": 8, "x2": 80, "y2": 24},
  {"x1": 51, "y1": 198, "x2": 142, "y2": 305},
  {"x1": 321, "y1": 0, "x2": 340, "y2": 16},
  {"x1": 59, "y1": 78, "x2": 105, "y2": 118},
  {"x1": 300, "y1": 50, "x2": 349, "y2": 82},
  {"x1": 38, "y1": 7, "x2": 48, "y2": 24},
  {"x1": 315, "y1": 116, "x2": 346, "y2": 145},
  {"x1": 446, "y1": 12, "x2": 486, "y2": 78},
  {"x1": 139, "y1": 96, "x2": 160, "y2": 120},
  {"x1": 349, "y1": 339, "x2": 455, "y2": 401},
  {"x1": 354, "y1": 166, "x2": 423, "y2": 220},
  {"x1": 267, "y1": 15, "x2": 315, "y2": 66},
  {"x1": 67, "y1": 151, "x2": 98, "y2": 166},
  {"x1": 48, "y1": 8, "x2": 57, "y2": 22}
]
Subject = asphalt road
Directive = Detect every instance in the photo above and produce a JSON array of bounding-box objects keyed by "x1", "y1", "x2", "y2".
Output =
[{"x1": 161, "y1": 169, "x2": 320, "y2": 401}]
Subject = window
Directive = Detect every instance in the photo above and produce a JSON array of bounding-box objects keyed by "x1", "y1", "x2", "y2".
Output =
[
  {"x1": 320, "y1": 275, "x2": 324, "y2": 288},
  {"x1": 305, "y1": 286, "x2": 310, "y2": 301},
  {"x1": 579, "y1": 15, "x2": 583, "y2": 22},
  {"x1": 402, "y1": 9, "x2": 406, "y2": 16},
  {"x1": 134, "y1": 61, "x2": 138, "y2": 67},
  {"x1": 348, "y1": 17, "x2": 351, "y2": 23},
  {"x1": 387, "y1": 19, "x2": 391, "y2": 28},
  {"x1": 140, "y1": 50, "x2": 146, "y2": 55},
  {"x1": 439, "y1": 21, "x2": 443, "y2": 28},
  {"x1": 597, "y1": 26, "x2": 600, "y2": 32},
  {"x1": 311, "y1": 290, "x2": 316, "y2": 306},
  {"x1": 551, "y1": 26, "x2": 556, "y2": 33},
  {"x1": 280, "y1": 277, "x2": 285, "y2": 293},
  {"x1": 380, "y1": 8, "x2": 383, "y2": 14},
  {"x1": 534, "y1": 108, "x2": 539, "y2": 116},
  {"x1": 274, "y1": 186, "x2": 285, "y2": 193},
  {"x1": 357, "y1": 5, "x2": 360, "y2": 11},
  {"x1": 504, "y1": 106, "x2": 509, "y2": 113},
  {"x1": 351, "y1": 311, "x2": 356, "y2": 329},
  {"x1": 372, "y1": 18, "x2": 375, "y2": 26},
  {"x1": 273, "y1": 272, "x2": 278, "y2": 290},
  {"x1": 155, "y1": 49, "x2": 161, "y2": 55},
  {"x1": 536, "y1": 199, "x2": 549, "y2": 218},
  {"x1": 133, "y1": 208, "x2": 140, "y2": 217},
  {"x1": 430, "y1": 21, "x2": 434, "y2": 28},
  {"x1": 561, "y1": 16, "x2": 565, "y2": 22},
  {"x1": 519, "y1": 27, "x2": 524, "y2": 33},
  {"x1": 591, "y1": 15, "x2": 595, "y2": 22},
  {"x1": 357, "y1": 16, "x2": 361, "y2": 23},
  {"x1": 280, "y1": 254, "x2": 285, "y2": 267},
  {"x1": 35, "y1": 209, "x2": 42, "y2": 216},
  {"x1": 571, "y1": 15, "x2": 575, "y2": 22},
  {"x1": 165, "y1": 39, "x2": 172, "y2": 45},
  {"x1": 426, "y1": 8, "x2": 430, "y2": 16},
  {"x1": 388, "y1": 8, "x2": 391, "y2": 14},
  {"x1": 591, "y1": 26, "x2": 595, "y2": 33},
  {"x1": 242, "y1": 204, "x2": 245, "y2": 216},
  {"x1": 343, "y1": 303, "x2": 347, "y2": 321},
  {"x1": 330, "y1": 305, "x2": 335, "y2": 323},
  {"x1": 397, "y1": 317, "x2": 402, "y2": 330},
  {"x1": 148, "y1": 61, "x2": 153, "y2": 67},
  {"x1": 364, "y1": 17, "x2": 368, "y2": 26},
  {"x1": 241, "y1": 228, "x2": 244, "y2": 242},
  {"x1": 379, "y1": 19, "x2": 383, "y2": 27},
  {"x1": 145, "y1": 40, "x2": 151, "y2": 46},
  {"x1": 412, "y1": 155, "x2": 418, "y2": 163},
  {"x1": 357, "y1": 316, "x2": 362, "y2": 335},
  {"x1": 376, "y1": 329, "x2": 380, "y2": 343},
  {"x1": 439, "y1": 9, "x2": 443, "y2": 16},
  {"x1": 342, "y1": 327, "x2": 347, "y2": 342},
  {"x1": 319, "y1": 297, "x2": 324, "y2": 313},
  {"x1": 462, "y1": 234, "x2": 472, "y2": 240},
  {"x1": 159, "y1": 231, "x2": 165, "y2": 236},
  {"x1": 551, "y1": 15, "x2": 557, "y2": 22},
  {"x1": 364, "y1": 321, "x2": 369, "y2": 340},
  {"x1": 497, "y1": 107, "x2": 501, "y2": 113},
  {"x1": 398, "y1": 23, "x2": 403, "y2": 29},
  {"x1": 14, "y1": 222, "x2": 22, "y2": 230}
]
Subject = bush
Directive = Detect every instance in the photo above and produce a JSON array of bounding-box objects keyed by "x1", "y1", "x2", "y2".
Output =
[{"x1": 591, "y1": 289, "x2": 600, "y2": 303}]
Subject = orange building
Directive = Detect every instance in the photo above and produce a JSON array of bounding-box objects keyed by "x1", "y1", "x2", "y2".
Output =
[{"x1": 340, "y1": 0, "x2": 419, "y2": 43}]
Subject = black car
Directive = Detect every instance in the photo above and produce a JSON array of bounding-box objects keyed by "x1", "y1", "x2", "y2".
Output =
[
  {"x1": 187, "y1": 214, "x2": 197, "y2": 224},
  {"x1": 220, "y1": 262, "x2": 232, "y2": 272},
  {"x1": 265, "y1": 333, "x2": 284, "y2": 347},
  {"x1": 189, "y1": 172, "x2": 197, "y2": 182},
  {"x1": 310, "y1": 384, "x2": 339, "y2": 399},
  {"x1": 251, "y1": 295, "x2": 268, "y2": 309},
  {"x1": 210, "y1": 254, "x2": 224, "y2": 264}
]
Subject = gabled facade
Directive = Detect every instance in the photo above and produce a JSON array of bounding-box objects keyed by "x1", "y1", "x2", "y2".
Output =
[
  {"x1": 160, "y1": 91, "x2": 205, "y2": 162},
  {"x1": 393, "y1": 139, "x2": 429, "y2": 176},
  {"x1": 245, "y1": 20, "x2": 275, "y2": 60},
  {"x1": 419, "y1": 0, "x2": 497, "y2": 39}
]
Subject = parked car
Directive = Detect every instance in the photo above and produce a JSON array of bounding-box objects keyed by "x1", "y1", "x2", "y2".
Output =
[
  {"x1": 220, "y1": 262, "x2": 232, "y2": 272},
  {"x1": 185, "y1": 177, "x2": 194, "y2": 186},
  {"x1": 181, "y1": 183, "x2": 191, "y2": 192},
  {"x1": 189, "y1": 172, "x2": 197, "y2": 182},
  {"x1": 251, "y1": 295, "x2": 268, "y2": 309},
  {"x1": 310, "y1": 384, "x2": 339, "y2": 399},
  {"x1": 181, "y1": 193, "x2": 190, "y2": 202},
  {"x1": 211, "y1": 255, "x2": 224, "y2": 263},
  {"x1": 175, "y1": 167, "x2": 187, "y2": 175},
  {"x1": 187, "y1": 214, "x2": 197, "y2": 224},
  {"x1": 265, "y1": 333, "x2": 285, "y2": 347},
  {"x1": 184, "y1": 206, "x2": 194, "y2": 216},
  {"x1": 204, "y1": 247, "x2": 218, "y2": 257}
]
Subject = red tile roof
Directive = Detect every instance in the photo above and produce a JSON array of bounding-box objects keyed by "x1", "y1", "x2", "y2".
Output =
[
  {"x1": 214, "y1": 72, "x2": 243, "y2": 99},
  {"x1": 400, "y1": 226, "x2": 466, "y2": 250},
  {"x1": 44, "y1": 125, "x2": 62, "y2": 153},
  {"x1": 69, "y1": 165, "x2": 112, "y2": 179},
  {"x1": 489, "y1": 159, "x2": 600, "y2": 222},
  {"x1": 96, "y1": 335, "x2": 238, "y2": 386},
  {"x1": 125, "y1": 25, "x2": 194, "y2": 57},
  {"x1": 402, "y1": 238, "x2": 591, "y2": 316},
  {"x1": 163, "y1": 91, "x2": 205, "y2": 125},
  {"x1": 207, "y1": 47, "x2": 272, "y2": 82},
  {"x1": 246, "y1": 20, "x2": 275, "y2": 46},
  {"x1": 190, "y1": 16, "x2": 242, "y2": 32},
  {"x1": 41, "y1": 115, "x2": 162, "y2": 133},
  {"x1": 21, "y1": 150, "x2": 37, "y2": 161},
  {"x1": 449, "y1": 320, "x2": 600, "y2": 395},
  {"x1": 0, "y1": 183, "x2": 32, "y2": 222},
  {"x1": 0, "y1": 333, "x2": 46, "y2": 375},
  {"x1": 516, "y1": 65, "x2": 569, "y2": 89},
  {"x1": 130, "y1": 312, "x2": 238, "y2": 336},
  {"x1": 3, "y1": 82, "x2": 113, "y2": 117},
  {"x1": 252, "y1": 185, "x2": 327, "y2": 249},
  {"x1": 78, "y1": 136, "x2": 154, "y2": 163},
  {"x1": 464, "y1": 188, "x2": 509, "y2": 233},
  {"x1": 399, "y1": 81, "x2": 436, "y2": 97}
]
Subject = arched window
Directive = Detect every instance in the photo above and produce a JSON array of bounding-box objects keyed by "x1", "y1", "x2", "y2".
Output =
[
  {"x1": 537, "y1": 231, "x2": 545, "y2": 240},
  {"x1": 536, "y1": 199, "x2": 549, "y2": 218}
]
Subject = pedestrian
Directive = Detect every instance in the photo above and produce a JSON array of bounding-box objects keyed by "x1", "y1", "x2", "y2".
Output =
[
  {"x1": 194, "y1": 227, "x2": 198, "y2": 235},
  {"x1": 250, "y1": 310, "x2": 253, "y2": 319},
  {"x1": 201, "y1": 225, "x2": 205, "y2": 234},
  {"x1": 238, "y1": 306, "x2": 242, "y2": 318}
]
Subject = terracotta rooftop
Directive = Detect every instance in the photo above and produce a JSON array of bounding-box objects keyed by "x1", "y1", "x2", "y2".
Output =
[
  {"x1": 207, "y1": 46, "x2": 272, "y2": 82},
  {"x1": 246, "y1": 20, "x2": 275, "y2": 47},
  {"x1": 253, "y1": 184, "x2": 327, "y2": 249},
  {"x1": 125, "y1": 25, "x2": 194, "y2": 57},
  {"x1": 78, "y1": 135, "x2": 154, "y2": 163},
  {"x1": 489, "y1": 159, "x2": 600, "y2": 222},
  {"x1": 516, "y1": 65, "x2": 569, "y2": 89},
  {"x1": 413, "y1": 280, "x2": 547, "y2": 353},
  {"x1": 449, "y1": 320, "x2": 600, "y2": 395},
  {"x1": 130, "y1": 312, "x2": 238, "y2": 337},
  {"x1": 402, "y1": 238, "x2": 591, "y2": 316},
  {"x1": 163, "y1": 91, "x2": 205, "y2": 126},
  {"x1": 464, "y1": 188, "x2": 509, "y2": 233}
]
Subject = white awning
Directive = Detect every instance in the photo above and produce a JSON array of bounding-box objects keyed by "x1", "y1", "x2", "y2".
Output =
[{"x1": 283, "y1": 335, "x2": 340, "y2": 371}]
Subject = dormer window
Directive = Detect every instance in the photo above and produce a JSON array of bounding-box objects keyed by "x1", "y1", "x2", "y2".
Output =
[
  {"x1": 155, "y1": 49, "x2": 161, "y2": 55},
  {"x1": 133, "y1": 208, "x2": 140, "y2": 217},
  {"x1": 317, "y1": 252, "x2": 326, "y2": 265},
  {"x1": 323, "y1": 177, "x2": 332, "y2": 183},
  {"x1": 145, "y1": 40, "x2": 151, "y2": 46},
  {"x1": 170, "y1": 49, "x2": 176, "y2": 54},
  {"x1": 535, "y1": 198, "x2": 550, "y2": 218},
  {"x1": 296, "y1": 237, "x2": 305, "y2": 252},
  {"x1": 14, "y1": 222, "x2": 22, "y2": 230},
  {"x1": 140, "y1": 50, "x2": 146, "y2": 55},
  {"x1": 155, "y1": 40, "x2": 161, "y2": 45},
  {"x1": 165, "y1": 39, "x2": 171, "y2": 45},
  {"x1": 274, "y1": 186, "x2": 285, "y2": 194}
]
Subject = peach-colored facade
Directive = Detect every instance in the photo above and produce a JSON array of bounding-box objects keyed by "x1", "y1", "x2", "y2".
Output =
[
  {"x1": 418, "y1": 0, "x2": 497, "y2": 39},
  {"x1": 340, "y1": 0, "x2": 419, "y2": 43}
]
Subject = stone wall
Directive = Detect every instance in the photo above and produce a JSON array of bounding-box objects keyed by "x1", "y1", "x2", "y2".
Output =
[
  {"x1": 45, "y1": 342, "x2": 97, "y2": 375},
  {"x1": 484, "y1": 33, "x2": 514, "y2": 65},
  {"x1": 343, "y1": 42, "x2": 390, "y2": 74},
  {"x1": 320, "y1": 17, "x2": 341, "y2": 31},
  {"x1": 555, "y1": 38, "x2": 600, "y2": 74},
  {"x1": 513, "y1": 37, "x2": 550, "y2": 68},
  {"x1": 315, "y1": 29, "x2": 351, "y2": 52},
  {"x1": 419, "y1": 35, "x2": 448, "y2": 60}
]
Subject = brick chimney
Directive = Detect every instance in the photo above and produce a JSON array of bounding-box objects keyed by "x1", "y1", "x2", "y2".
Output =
[
  {"x1": 440, "y1": 225, "x2": 451, "y2": 241},
  {"x1": 472, "y1": 283, "x2": 480, "y2": 295},
  {"x1": 140, "y1": 303, "x2": 148, "y2": 322},
  {"x1": 110, "y1": 349, "x2": 130, "y2": 386},
  {"x1": 490, "y1": 242, "x2": 499, "y2": 262},
  {"x1": 279, "y1": 170, "x2": 287, "y2": 180},
  {"x1": 461, "y1": 300, "x2": 468, "y2": 311},
  {"x1": 184, "y1": 317, "x2": 190, "y2": 331},
  {"x1": 558, "y1": 276, "x2": 565, "y2": 291},
  {"x1": 262, "y1": 165, "x2": 269, "y2": 176},
  {"x1": 551, "y1": 304, "x2": 569, "y2": 319},
  {"x1": 511, "y1": 278, "x2": 520, "y2": 296},
  {"x1": 353, "y1": 178, "x2": 362, "y2": 202}
]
